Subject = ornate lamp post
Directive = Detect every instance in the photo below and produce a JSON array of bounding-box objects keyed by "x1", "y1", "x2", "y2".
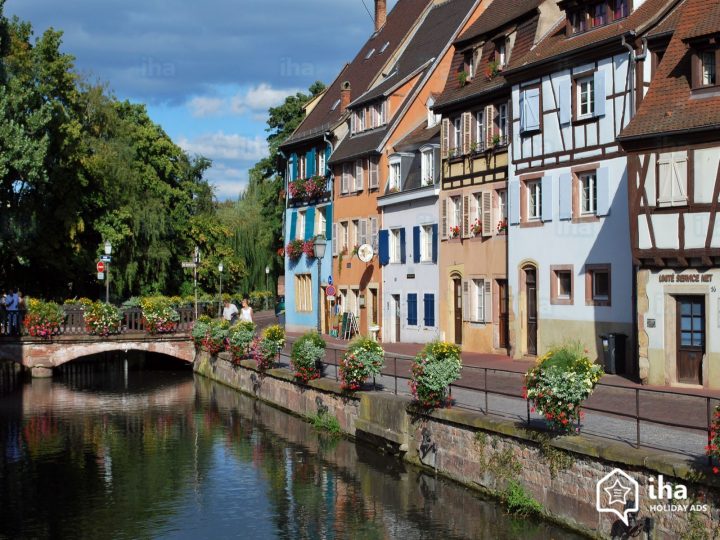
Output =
[
  {"x1": 312, "y1": 235, "x2": 327, "y2": 333},
  {"x1": 104, "y1": 241, "x2": 112, "y2": 304},
  {"x1": 265, "y1": 266, "x2": 270, "y2": 310},
  {"x1": 218, "y1": 262, "x2": 224, "y2": 317}
]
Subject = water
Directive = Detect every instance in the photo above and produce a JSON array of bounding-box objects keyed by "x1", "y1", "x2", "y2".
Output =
[{"x1": 0, "y1": 357, "x2": 582, "y2": 539}]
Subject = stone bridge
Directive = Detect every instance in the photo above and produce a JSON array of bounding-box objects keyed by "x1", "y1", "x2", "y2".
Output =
[{"x1": 0, "y1": 334, "x2": 196, "y2": 378}]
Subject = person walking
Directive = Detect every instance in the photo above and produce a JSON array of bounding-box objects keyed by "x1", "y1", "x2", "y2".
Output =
[
  {"x1": 222, "y1": 300, "x2": 239, "y2": 324},
  {"x1": 239, "y1": 298, "x2": 253, "y2": 323},
  {"x1": 6, "y1": 289, "x2": 19, "y2": 336}
]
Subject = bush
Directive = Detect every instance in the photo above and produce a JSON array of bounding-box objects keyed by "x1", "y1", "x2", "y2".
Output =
[
  {"x1": 706, "y1": 406, "x2": 720, "y2": 473},
  {"x1": 291, "y1": 332, "x2": 326, "y2": 383},
  {"x1": 227, "y1": 321, "x2": 256, "y2": 362},
  {"x1": 83, "y1": 302, "x2": 123, "y2": 336},
  {"x1": 250, "y1": 337, "x2": 279, "y2": 371},
  {"x1": 202, "y1": 319, "x2": 229, "y2": 355},
  {"x1": 140, "y1": 296, "x2": 180, "y2": 334},
  {"x1": 524, "y1": 341, "x2": 603, "y2": 433},
  {"x1": 191, "y1": 315, "x2": 212, "y2": 348},
  {"x1": 409, "y1": 341, "x2": 462, "y2": 409},
  {"x1": 339, "y1": 336, "x2": 384, "y2": 391},
  {"x1": 23, "y1": 299, "x2": 65, "y2": 339},
  {"x1": 263, "y1": 324, "x2": 285, "y2": 349}
]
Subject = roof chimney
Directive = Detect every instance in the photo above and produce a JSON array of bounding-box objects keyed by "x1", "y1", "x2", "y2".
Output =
[
  {"x1": 340, "y1": 81, "x2": 352, "y2": 113},
  {"x1": 375, "y1": 0, "x2": 387, "y2": 32}
]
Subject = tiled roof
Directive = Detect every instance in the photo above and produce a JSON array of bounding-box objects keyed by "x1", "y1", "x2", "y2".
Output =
[
  {"x1": 647, "y1": 0, "x2": 685, "y2": 39},
  {"x1": 329, "y1": 0, "x2": 477, "y2": 163},
  {"x1": 281, "y1": 0, "x2": 432, "y2": 148},
  {"x1": 683, "y1": 1, "x2": 720, "y2": 40},
  {"x1": 350, "y1": 0, "x2": 478, "y2": 108},
  {"x1": 434, "y1": 14, "x2": 540, "y2": 111},
  {"x1": 510, "y1": 0, "x2": 680, "y2": 73},
  {"x1": 620, "y1": 0, "x2": 720, "y2": 140},
  {"x1": 456, "y1": 0, "x2": 544, "y2": 44},
  {"x1": 394, "y1": 120, "x2": 441, "y2": 151}
]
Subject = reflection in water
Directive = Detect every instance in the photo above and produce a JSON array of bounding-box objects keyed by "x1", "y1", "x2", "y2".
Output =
[{"x1": 0, "y1": 356, "x2": 580, "y2": 539}]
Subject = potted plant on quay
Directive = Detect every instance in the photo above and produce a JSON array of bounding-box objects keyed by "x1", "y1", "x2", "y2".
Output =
[
  {"x1": 251, "y1": 324, "x2": 285, "y2": 371},
  {"x1": 290, "y1": 332, "x2": 326, "y2": 383},
  {"x1": 409, "y1": 341, "x2": 462, "y2": 409},
  {"x1": 226, "y1": 321, "x2": 257, "y2": 364}
]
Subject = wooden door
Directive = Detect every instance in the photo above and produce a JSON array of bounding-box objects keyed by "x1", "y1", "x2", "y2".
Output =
[
  {"x1": 677, "y1": 296, "x2": 704, "y2": 385},
  {"x1": 392, "y1": 295, "x2": 401, "y2": 343},
  {"x1": 498, "y1": 280, "x2": 509, "y2": 350},
  {"x1": 453, "y1": 279, "x2": 463, "y2": 345},
  {"x1": 525, "y1": 268, "x2": 538, "y2": 356}
]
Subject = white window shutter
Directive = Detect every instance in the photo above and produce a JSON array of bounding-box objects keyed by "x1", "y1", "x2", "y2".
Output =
[
  {"x1": 593, "y1": 70, "x2": 606, "y2": 117},
  {"x1": 355, "y1": 161, "x2": 363, "y2": 191},
  {"x1": 360, "y1": 219, "x2": 368, "y2": 246},
  {"x1": 672, "y1": 153, "x2": 688, "y2": 205},
  {"x1": 370, "y1": 217, "x2": 378, "y2": 248},
  {"x1": 558, "y1": 173, "x2": 573, "y2": 220},
  {"x1": 462, "y1": 280, "x2": 469, "y2": 320},
  {"x1": 541, "y1": 175, "x2": 553, "y2": 222},
  {"x1": 658, "y1": 158, "x2": 672, "y2": 206},
  {"x1": 462, "y1": 112, "x2": 472, "y2": 155},
  {"x1": 462, "y1": 194, "x2": 470, "y2": 237},
  {"x1": 482, "y1": 191, "x2": 493, "y2": 237},
  {"x1": 441, "y1": 118, "x2": 450, "y2": 158},
  {"x1": 559, "y1": 80, "x2": 571, "y2": 125},
  {"x1": 596, "y1": 167, "x2": 611, "y2": 216},
  {"x1": 509, "y1": 179, "x2": 521, "y2": 225},
  {"x1": 342, "y1": 164, "x2": 349, "y2": 193},
  {"x1": 523, "y1": 88, "x2": 540, "y2": 132},
  {"x1": 519, "y1": 91, "x2": 527, "y2": 133},
  {"x1": 485, "y1": 105, "x2": 495, "y2": 145},
  {"x1": 484, "y1": 280, "x2": 492, "y2": 323},
  {"x1": 441, "y1": 198, "x2": 448, "y2": 239},
  {"x1": 332, "y1": 223, "x2": 338, "y2": 255},
  {"x1": 369, "y1": 157, "x2": 379, "y2": 189}
]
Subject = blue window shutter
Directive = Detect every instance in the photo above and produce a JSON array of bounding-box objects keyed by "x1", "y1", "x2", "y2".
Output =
[
  {"x1": 431, "y1": 224, "x2": 438, "y2": 263},
  {"x1": 413, "y1": 226, "x2": 420, "y2": 264},
  {"x1": 407, "y1": 294, "x2": 417, "y2": 326},
  {"x1": 559, "y1": 80, "x2": 571, "y2": 125},
  {"x1": 424, "y1": 294, "x2": 435, "y2": 327},
  {"x1": 379, "y1": 230, "x2": 390, "y2": 266},
  {"x1": 594, "y1": 71, "x2": 606, "y2": 117},
  {"x1": 596, "y1": 167, "x2": 610, "y2": 216},
  {"x1": 305, "y1": 207, "x2": 316, "y2": 240},
  {"x1": 288, "y1": 210, "x2": 297, "y2": 240},
  {"x1": 400, "y1": 228, "x2": 406, "y2": 264},
  {"x1": 559, "y1": 173, "x2": 572, "y2": 221},
  {"x1": 509, "y1": 179, "x2": 521, "y2": 225},
  {"x1": 291, "y1": 153, "x2": 298, "y2": 181},
  {"x1": 325, "y1": 205, "x2": 333, "y2": 239},
  {"x1": 541, "y1": 175, "x2": 553, "y2": 222},
  {"x1": 307, "y1": 149, "x2": 316, "y2": 177},
  {"x1": 519, "y1": 91, "x2": 526, "y2": 133}
]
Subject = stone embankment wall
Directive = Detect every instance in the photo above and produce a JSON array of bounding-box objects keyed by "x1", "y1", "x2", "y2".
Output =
[{"x1": 194, "y1": 352, "x2": 720, "y2": 539}]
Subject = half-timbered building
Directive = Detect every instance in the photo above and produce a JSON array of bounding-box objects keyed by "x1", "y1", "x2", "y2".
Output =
[
  {"x1": 431, "y1": 0, "x2": 559, "y2": 352},
  {"x1": 504, "y1": 0, "x2": 681, "y2": 361},
  {"x1": 619, "y1": 0, "x2": 720, "y2": 388}
]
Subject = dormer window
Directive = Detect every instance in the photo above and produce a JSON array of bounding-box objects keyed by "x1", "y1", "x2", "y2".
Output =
[
  {"x1": 691, "y1": 47, "x2": 719, "y2": 90},
  {"x1": 592, "y1": 4, "x2": 606, "y2": 27},
  {"x1": 464, "y1": 51, "x2": 475, "y2": 79},
  {"x1": 612, "y1": 0, "x2": 628, "y2": 20},
  {"x1": 569, "y1": 0, "x2": 629, "y2": 35},
  {"x1": 496, "y1": 40, "x2": 507, "y2": 68}
]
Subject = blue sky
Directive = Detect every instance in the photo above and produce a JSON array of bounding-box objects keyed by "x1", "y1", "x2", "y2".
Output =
[{"x1": 5, "y1": 0, "x2": 398, "y2": 200}]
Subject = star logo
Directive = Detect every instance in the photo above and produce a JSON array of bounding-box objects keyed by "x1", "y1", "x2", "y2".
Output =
[{"x1": 604, "y1": 478, "x2": 632, "y2": 505}]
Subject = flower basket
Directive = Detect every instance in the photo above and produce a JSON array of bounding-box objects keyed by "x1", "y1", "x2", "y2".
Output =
[
  {"x1": 140, "y1": 297, "x2": 180, "y2": 335},
  {"x1": 497, "y1": 218, "x2": 508, "y2": 234},
  {"x1": 288, "y1": 178, "x2": 306, "y2": 199},
  {"x1": 227, "y1": 321, "x2": 257, "y2": 363},
  {"x1": 252, "y1": 325, "x2": 285, "y2": 371},
  {"x1": 524, "y1": 341, "x2": 603, "y2": 433},
  {"x1": 201, "y1": 319, "x2": 229, "y2": 355},
  {"x1": 450, "y1": 225, "x2": 461, "y2": 239},
  {"x1": 302, "y1": 240, "x2": 315, "y2": 258},
  {"x1": 286, "y1": 239, "x2": 304, "y2": 260},
  {"x1": 470, "y1": 219, "x2": 482, "y2": 237},
  {"x1": 23, "y1": 300, "x2": 64, "y2": 339},
  {"x1": 84, "y1": 302, "x2": 123, "y2": 336},
  {"x1": 339, "y1": 336, "x2": 384, "y2": 391},
  {"x1": 409, "y1": 341, "x2": 462, "y2": 409},
  {"x1": 291, "y1": 332, "x2": 326, "y2": 383},
  {"x1": 304, "y1": 175, "x2": 327, "y2": 198}
]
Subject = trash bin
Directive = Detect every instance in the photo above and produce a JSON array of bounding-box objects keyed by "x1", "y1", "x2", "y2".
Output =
[{"x1": 600, "y1": 333, "x2": 627, "y2": 375}]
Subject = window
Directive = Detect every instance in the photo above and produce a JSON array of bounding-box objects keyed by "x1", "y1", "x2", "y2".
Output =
[
  {"x1": 317, "y1": 148, "x2": 326, "y2": 176},
  {"x1": 407, "y1": 294, "x2": 418, "y2": 326},
  {"x1": 498, "y1": 189, "x2": 507, "y2": 220},
  {"x1": 475, "y1": 110, "x2": 485, "y2": 149},
  {"x1": 295, "y1": 274, "x2": 312, "y2": 312},
  {"x1": 297, "y1": 210, "x2": 306, "y2": 240},
  {"x1": 341, "y1": 221, "x2": 349, "y2": 251},
  {"x1": 571, "y1": 9, "x2": 588, "y2": 33},
  {"x1": 423, "y1": 294, "x2": 435, "y2": 327},
  {"x1": 369, "y1": 157, "x2": 379, "y2": 189},
  {"x1": 390, "y1": 229, "x2": 402, "y2": 263},
  {"x1": 464, "y1": 51, "x2": 474, "y2": 79},
  {"x1": 365, "y1": 48, "x2": 375, "y2": 60},
  {"x1": 702, "y1": 51, "x2": 717, "y2": 86},
  {"x1": 577, "y1": 76, "x2": 595, "y2": 119},
  {"x1": 592, "y1": 3, "x2": 606, "y2": 27},
  {"x1": 497, "y1": 103, "x2": 508, "y2": 144},
  {"x1": 298, "y1": 154, "x2": 306, "y2": 179},
  {"x1": 580, "y1": 173, "x2": 597, "y2": 215},
  {"x1": 380, "y1": 41, "x2": 390, "y2": 54},
  {"x1": 551, "y1": 266, "x2": 574, "y2": 305},
  {"x1": 351, "y1": 219, "x2": 360, "y2": 250},
  {"x1": 389, "y1": 161, "x2": 401, "y2": 192},
  {"x1": 453, "y1": 117, "x2": 462, "y2": 154},
  {"x1": 331, "y1": 99, "x2": 341, "y2": 111},
  {"x1": 496, "y1": 40, "x2": 506, "y2": 68},
  {"x1": 341, "y1": 162, "x2": 352, "y2": 194},
  {"x1": 612, "y1": 0, "x2": 628, "y2": 20},
  {"x1": 420, "y1": 225, "x2": 433, "y2": 262},
  {"x1": 451, "y1": 196, "x2": 462, "y2": 230},
  {"x1": 427, "y1": 97, "x2": 440, "y2": 128},
  {"x1": 527, "y1": 180, "x2": 542, "y2": 220},
  {"x1": 357, "y1": 110, "x2": 365, "y2": 132},
  {"x1": 316, "y1": 207, "x2": 327, "y2": 236},
  {"x1": 472, "y1": 279, "x2": 485, "y2": 322},
  {"x1": 355, "y1": 160, "x2": 364, "y2": 191},
  {"x1": 421, "y1": 149, "x2": 435, "y2": 185},
  {"x1": 585, "y1": 265, "x2": 611, "y2": 306}
]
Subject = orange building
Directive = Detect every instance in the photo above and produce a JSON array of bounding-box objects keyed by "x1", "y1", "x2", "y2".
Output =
[{"x1": 329, "y1": 0, "x2": 487, "y2": 339}]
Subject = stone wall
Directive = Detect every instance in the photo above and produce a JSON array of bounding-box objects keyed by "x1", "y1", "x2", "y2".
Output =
[{"x1": 195, "y1": 351, "x2": 720, "y2": 539}]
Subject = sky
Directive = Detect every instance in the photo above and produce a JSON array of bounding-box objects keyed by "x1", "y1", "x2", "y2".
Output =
[{"x1": 5, "y1": 0, "x2": 399, "y2": 200}]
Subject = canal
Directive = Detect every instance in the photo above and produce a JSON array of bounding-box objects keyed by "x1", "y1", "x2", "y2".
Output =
[{"x1": 0, "y1": 355, "x2": 582, "y2": 539}]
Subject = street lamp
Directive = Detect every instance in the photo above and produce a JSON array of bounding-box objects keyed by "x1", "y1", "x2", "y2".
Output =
[
  {"x1": 218, "y1": 262, "x2": 224, "y2": 317},
  {"x1": 313, "y1": 235, "x2": 327, "y2": 333},
  {"x1": 104, "y1": 241, "x2": 112, "y2": 304},
  {"x1": 265, "y1": 266, "x2": 270, "y2": 310}
]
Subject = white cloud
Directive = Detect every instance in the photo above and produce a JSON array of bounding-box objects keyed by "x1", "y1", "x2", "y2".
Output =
[
  {"x1": 177, "y1": 131, "x2": 268, "y2": 161},
  {"x1": 231, "y1": 83, "x2": 301, "y2": 115},
  {"x1": 205, "y1": 163, "x2": 249, "y2": 201},
  {"x1": 188, "y1": 96, "x2": 225, "y2": 118}
]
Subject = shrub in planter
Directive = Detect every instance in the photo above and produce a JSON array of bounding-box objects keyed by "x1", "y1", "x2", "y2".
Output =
[
  {"x1": 227, "y1": 321, "x2": 257, "y2": 363},
  {"x1": 524, "y1": 341, "x2": 603, "y2": 433},
  {"x1": 409, "y1": 341, "x2": 462, "y2": 409},
  {"x1": 263, "y1": 324, "x2": 285, "y2": 349},
  {"x1": 290, "y1": 332, "x2": 326, "y2": 383},
  {"x1": 202, "y1": 319, "x2": 230, "y2": 355},
  {"x1": 84, "y1": 301, "x2": 123, "y2": 336},
  {"x1": 707, "y1": 406, "x2": 720, "y2": 474},
  {"x1": 24, "y1": 299, "x2": 65, "y2": 339},
  {"x1": 191, "y1": 316, "x2": 211, "y2": 348},
  {"x1": 140, "y1": 297, "x2": 180, "y2": 334},
  {"x1": 250, "y1": 337, "x2": 279, "y2": 371},
  {"x1": 339, "y1": 336, "x2": 384, "y2": 391}
]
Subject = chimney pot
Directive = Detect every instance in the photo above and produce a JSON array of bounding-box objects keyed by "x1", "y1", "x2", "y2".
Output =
[
  {"x1": 340, "y1": 81, "x2": 352, "y2": 113},
  {"x1": 375, "y1": 0, "x2": 387, "y2": 32}
]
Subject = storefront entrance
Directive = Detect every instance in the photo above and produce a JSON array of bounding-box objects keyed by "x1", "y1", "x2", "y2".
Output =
[{"x1": 676, "y1": 296, "x2": 705, "y2": 385}]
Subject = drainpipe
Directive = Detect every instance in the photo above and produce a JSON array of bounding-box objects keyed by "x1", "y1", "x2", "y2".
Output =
[{"x1": 621, "y1": 31, "x2": 648, "y2": 118}]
